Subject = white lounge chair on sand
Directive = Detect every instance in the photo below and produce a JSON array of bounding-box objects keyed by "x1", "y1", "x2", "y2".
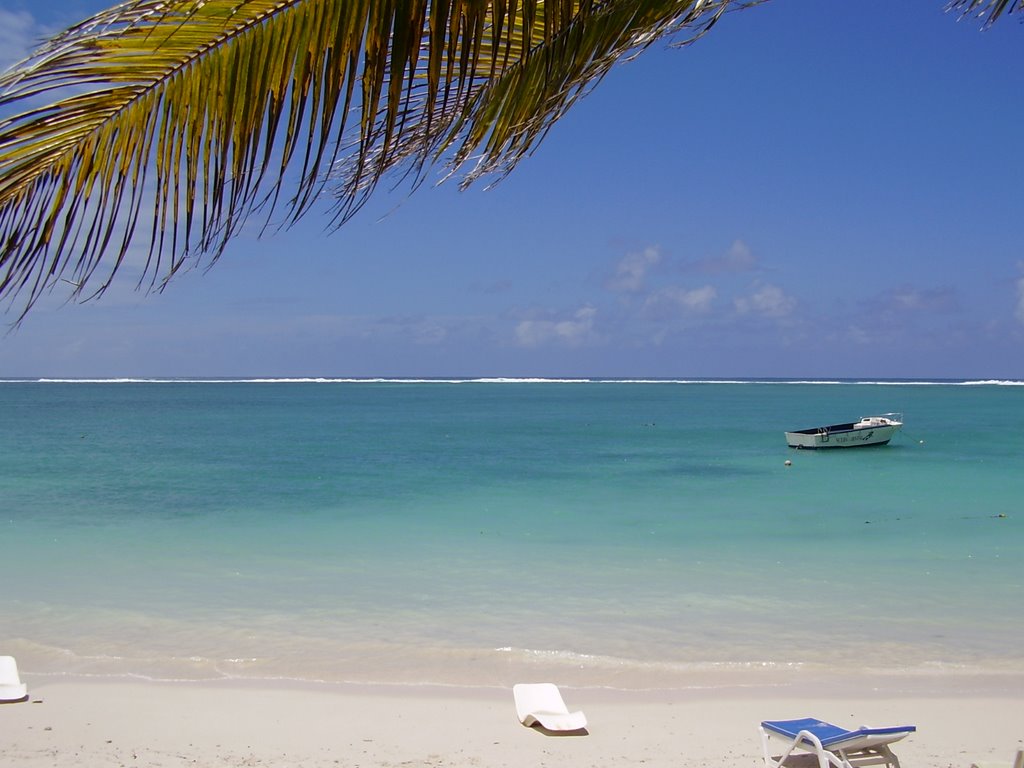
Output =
[
  {"x1": 971, "y1": 750, "x2": 1024, "y2": 768},
  {"x1": 760, "y1": 717, "x2": 916, "y2": 768},
  {"x1": 0, "y1": 656, "x2": 28, "y2": 703},
  {"x1": 513, "y1": 683, "x2": 587, "y2": 732}
]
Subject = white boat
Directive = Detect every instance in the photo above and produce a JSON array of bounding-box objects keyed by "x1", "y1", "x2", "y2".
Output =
[{"x1": 784, "y1": 413, "x2": 903, "y2": 449}]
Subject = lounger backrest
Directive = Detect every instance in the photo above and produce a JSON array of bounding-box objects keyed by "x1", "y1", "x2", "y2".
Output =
[{"x1": 0, "y1": 656, "x2": 22, "y2": 684}]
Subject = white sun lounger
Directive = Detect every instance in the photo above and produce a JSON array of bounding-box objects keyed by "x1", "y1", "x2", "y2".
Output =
[
  {"x1": 760, "y1": 718, "x2": 916, "y2": 768},
  {"x1": 513, "y1": 683, "x2": 587, "y2": 732},
  {"x1": 0, "y1": 656, "x2": 28, "y2": 703}
]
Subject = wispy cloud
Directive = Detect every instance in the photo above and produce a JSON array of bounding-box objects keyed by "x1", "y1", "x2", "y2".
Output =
[
  {"x1": 505, "y1": 240, "x2": 792, "y2": 352},
  {"x1": 642, "y1": 285, "x2": 717, "y2": 317},
  {"x1": 685, "y1": 239, "x2": 759, "y2": 275},
  {"x1": 872, "y1": 286, "x2": 959, "y2": 314},
  {"x1": 514, "y1": 306, "x2": 597, "y2": 348},
  {"x1": 734, "y1": 282, "x2": 796, "y2": 318},
  {"x1": 606, "y1": 246, "x2": 661, "y2": 294}
]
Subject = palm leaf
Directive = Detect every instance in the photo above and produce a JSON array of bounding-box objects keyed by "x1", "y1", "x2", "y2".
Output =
[
  {"x1": 0, "y1": 0, "x2": 748, "y2": 317},
  {"x1": 946, "y1": 0, "x2": 1021, "y2": 25}
]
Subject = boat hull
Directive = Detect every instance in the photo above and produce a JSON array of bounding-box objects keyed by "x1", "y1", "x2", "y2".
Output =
[{"x1": 784, "y1": 416, "x2": 902, "y2": 449}]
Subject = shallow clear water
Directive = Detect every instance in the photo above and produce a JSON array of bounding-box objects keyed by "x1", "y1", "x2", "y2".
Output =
[{"x1": 2, "y1": 380, "x2": 1022, "y2": 689}]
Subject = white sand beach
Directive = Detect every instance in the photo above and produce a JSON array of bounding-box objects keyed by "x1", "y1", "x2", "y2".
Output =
[{"x1": 4, "y1": 676, "x2": 1022, "y2": 768}]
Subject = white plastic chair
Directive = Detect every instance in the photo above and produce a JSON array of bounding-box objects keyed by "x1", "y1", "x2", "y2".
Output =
[
  {"x1": 0, "y1": 656, "x2": 28, "y2": 703},
  {"x1": 513, "y1": 683, "x2": 587, "y2": 732}
]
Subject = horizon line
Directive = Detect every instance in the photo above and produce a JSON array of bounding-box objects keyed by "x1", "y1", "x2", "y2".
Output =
[{"x1": 2, "y1": 377, "x2": 1022, "y2": 386}]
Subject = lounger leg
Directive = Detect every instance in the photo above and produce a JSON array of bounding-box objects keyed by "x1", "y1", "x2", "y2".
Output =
[
  {"x1": 878, "y1": 745, "x2": 900, "y2": 768},
  {"x1": 834, "y1": 746, "x2": 900, "y2": 768},
  {"x1": 760, "y1": 727, "x2": 774, "y2": 768}
]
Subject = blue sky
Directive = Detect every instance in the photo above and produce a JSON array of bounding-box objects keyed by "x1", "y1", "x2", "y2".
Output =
[{"x1": 0, "y1": 1, "x2": 1021, "y2": 379}]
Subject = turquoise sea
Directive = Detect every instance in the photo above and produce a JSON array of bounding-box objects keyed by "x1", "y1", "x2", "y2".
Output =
[{"x1": 2, "y1": 380, "x2": 1022, "y2": 692}]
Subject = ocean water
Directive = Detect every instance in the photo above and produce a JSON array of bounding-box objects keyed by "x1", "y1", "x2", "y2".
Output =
[{"x1": 1, "y1": 379, "x2": 1022, "y2": 692}]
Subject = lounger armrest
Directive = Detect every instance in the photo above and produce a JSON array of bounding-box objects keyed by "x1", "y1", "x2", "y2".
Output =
[{"x1": 761, "y1": 724, "x2": 838, "y2": 768}]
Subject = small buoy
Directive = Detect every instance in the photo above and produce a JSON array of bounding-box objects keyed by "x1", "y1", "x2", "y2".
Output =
[
  {"x1": 919, "y1": 439, "x2": 925, "y2": 445},
  {"x1": 784, "y1": 459, "x2": 792, "y2": 467}
]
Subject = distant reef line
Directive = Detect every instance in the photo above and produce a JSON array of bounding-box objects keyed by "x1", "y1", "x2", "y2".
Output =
[{"x1": 3, "y1": 377, "x2": 1022, "y2": 386}]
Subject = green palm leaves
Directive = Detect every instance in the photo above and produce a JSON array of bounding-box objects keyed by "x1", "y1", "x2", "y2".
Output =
[{"x1": 0, "y1": 0, "x2": 739, "y2": 318}]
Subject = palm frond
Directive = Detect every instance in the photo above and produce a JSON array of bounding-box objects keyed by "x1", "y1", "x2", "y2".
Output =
[
  {"x1": 0, "y1": 0, "x2": 748, "y2": 318},
  {"x1": 946, "y1": 0, "x2": 1022, "y2": 26}
]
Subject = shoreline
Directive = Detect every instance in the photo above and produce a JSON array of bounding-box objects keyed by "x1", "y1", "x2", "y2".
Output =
[
  {"x1": 4, "y1": 675, "x2": 1022, "y2": 767},
  {"x1": 17, "y1": 668, "x2": 1024, "y2": 700},
  {"x1": 15, "y1": 656, "x2": 1024, "y2": 697}
]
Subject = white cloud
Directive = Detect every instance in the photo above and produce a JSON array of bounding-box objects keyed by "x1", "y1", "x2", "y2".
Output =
[
  {"x1": 606, "y1": 246, "x2": 661, "y2": 294},
  {"x1": 719, "y1": 239, "x2": 757, "y2": 272},
  {"x1": 514, "y1": 306, "x2": 597, "y2": 348},
  {"x1": 0, "y1": 10, "x2": 37, "y2": 68},
  {"x1": 687, "y1": 239, "x2": 759, "y2": 275},
  {"x1": 734, "y1": 282, "x2": 796, "y2": 318},
  {"x1": 643, "y1": 285, "x2": 717, "y2": 316},
  {"x1": 883, "y1": 286, "x2": 957, "y2": 313}
]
